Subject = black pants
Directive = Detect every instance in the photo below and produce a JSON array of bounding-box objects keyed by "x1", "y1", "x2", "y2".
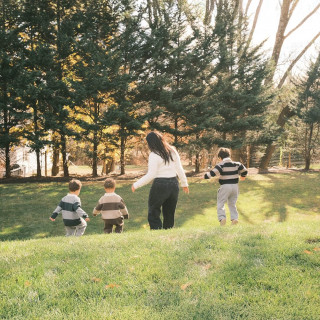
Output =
[{"x1": 148, "y1": 177, "x2": 179, "y2": 230}]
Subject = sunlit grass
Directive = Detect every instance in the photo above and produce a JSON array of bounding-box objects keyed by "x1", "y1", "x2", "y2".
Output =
[
  {"x1": 0, "y1": 172, "x2": 320, "y2": 319},
  {"x1": 0, "y1": 172, "x2": 319, "y2": 240}
]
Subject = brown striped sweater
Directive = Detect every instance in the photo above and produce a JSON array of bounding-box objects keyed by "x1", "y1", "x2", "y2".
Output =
[{"x1": 93, "y1": 192, "x2": 129, "y2": 220}]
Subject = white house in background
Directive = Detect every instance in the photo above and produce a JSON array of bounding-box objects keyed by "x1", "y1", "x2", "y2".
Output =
[{"x1": 1, "y1": 146, "x2": 53, "y2": 177}]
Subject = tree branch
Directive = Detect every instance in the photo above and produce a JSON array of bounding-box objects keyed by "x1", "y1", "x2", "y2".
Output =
[
  {"x1": 288, "y1": 0, "x2": 299, "y2": 20},
  {"x1": 285, "y1": 3, "x2": 320, "y2": 39},
  {"x1": 245, "y1": 0, "x2": 253, "y2": 16},
  {"x1": 204, "y1": 0, "x2": 216, "y2": 25},
  {"x1": 248, "y1": 0, "x2": 264, "y2": 45},
  {"x1": 278, "y1": 31, "x2": 320, "y2": 88}
]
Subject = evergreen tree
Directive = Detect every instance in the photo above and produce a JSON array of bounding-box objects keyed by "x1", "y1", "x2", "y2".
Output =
[
  {"x1": 137, "y1": 0, "x2": 199, "y2": 144},
  {"x1": 20, "y1": 0, "x2": 55, "y2": 177},
  {"x1": 103, "y1": 1, "x2": 144, "y2": 175},
  {"x1": 206, "y1": 0, "x2": 272, "y2": 162},
  {"x1": 71, "y1": 0, "x2": 121, "y2": 177},
  {"x1": 0, "y1": 0, "x2": 27, "y2": 178},
  {"x1": 44, "y1": 0, "x2": 81, "y2": 177},
  {"x1": 295, "y1": 53, "x2": 320, "y2": 170}
]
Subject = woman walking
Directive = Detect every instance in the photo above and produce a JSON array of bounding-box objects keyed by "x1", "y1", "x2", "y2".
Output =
[{"x1": 131, "y1": 131, "x2": 189, "y2": 230}]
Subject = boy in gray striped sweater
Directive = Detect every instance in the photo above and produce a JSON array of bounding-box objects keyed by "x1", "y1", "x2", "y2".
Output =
[
  {"x1": 50, "y1": 179, "x2": 90, "y2": 236},
  {"x1": 93, "y1": 178, "x2": 129, "y2": 234},
  {"x1": 204, "y1": 148, "x2": 248, "y2": 226}
]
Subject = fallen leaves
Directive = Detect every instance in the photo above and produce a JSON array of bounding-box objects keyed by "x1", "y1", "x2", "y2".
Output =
[
  {"x1": 105, "y1": 283, "x2": 120, "y2": 289},
  {"x1": 91, "y1": 277, "x2": 101, "y2": 283},
  {"x1": 24, "y1": 281, "x2": 31, "y2": 287},
  {"x1": 180, "y1": 282, "x2": 192, "y2": 291},
  {"x1": 304, "y1": 248, "x2": 320, "y2": 255}
]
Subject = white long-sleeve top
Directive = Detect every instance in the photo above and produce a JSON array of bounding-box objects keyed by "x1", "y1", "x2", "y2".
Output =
[{"x1": 133, "y1": 148, "x2": 188, "y2": 189}]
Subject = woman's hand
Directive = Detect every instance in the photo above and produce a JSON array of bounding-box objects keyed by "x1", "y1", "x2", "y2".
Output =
[
  {"x1": 131, "y1": 184, "x2": 136, "y2": 193},
  {"x1": 183, "y1": 186, "x2": 189, "y2": 194}
]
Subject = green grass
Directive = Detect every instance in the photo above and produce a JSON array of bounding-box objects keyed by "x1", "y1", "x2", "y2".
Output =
[{"x1": 1, "y1": 172, "x2": 320, "y2": 319}]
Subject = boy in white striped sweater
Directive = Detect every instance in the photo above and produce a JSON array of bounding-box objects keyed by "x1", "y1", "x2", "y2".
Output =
[
  {"x1": 50, "y1": 179, "x2": 90, "y2": 236},
  {"x1": 93, "y1": 178, "x2": 129, "y2": 233},
  {"x1": 204, "y1": 148, "x2": 247, "y2": 226}
]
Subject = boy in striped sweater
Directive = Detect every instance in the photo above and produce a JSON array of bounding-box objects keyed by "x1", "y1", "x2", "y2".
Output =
[
  {"x1": 93, "y1": 178, "x2": 129, "y2": 234},
  {"x1": 50, "y1": 179, "x2": 90, "y2": 236},
  {"x1": 204, "y1": 148, "x2": 248, "y2": 226}
]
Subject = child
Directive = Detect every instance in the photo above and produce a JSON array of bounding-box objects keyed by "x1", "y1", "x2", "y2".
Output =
[
  {"x1": 50, "y1": 179, "x2": 90, "y2": 236},
  {"x1": 93, "y1": 178, "x2": 129, "y2": 233},
  {"x1": 204, "y1": 147, "x2": 247, "y2": 226}
]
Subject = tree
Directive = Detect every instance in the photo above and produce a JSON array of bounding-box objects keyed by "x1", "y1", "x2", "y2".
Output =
[
  {"x1": 102, "y1": 0, "x2": 144, "y2": 175},
  {"x1": 20, "y1": 0, "x2": 54, "y2": 177},
  {"x1": 247, "y1": 0, "x2": 320, "y2": 169},
  {"x1": 44, "y1": 0, "x2": 82, "y2": 177},
  {"x1": 294, "y1": 52, "x2": 320, "y2": 170},
  {"x1": 204, "y1": 0, "x2": 272, "y2": 163},
  {"x1": 72, "y1": 0, "x2": 117, "y2": 177},
  {"x1": 0, "y1": 0, "x2": 27, "y2": 178}
]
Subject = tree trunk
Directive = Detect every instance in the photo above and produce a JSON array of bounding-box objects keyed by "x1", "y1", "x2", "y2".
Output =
[
  {"x1": 195, "y1": 152, "x2": 200, "y2": 173},
  {"x1": 36, "y1": 149, "x2": 41, "y2": 177},
  {"x1": 5, "y1": 143, "x2": 11, "y2": 178},
  {"x1": 92, "y1": 133, "x2": 98, "y2": 177},
  {"x1": 259, "y1": 144, "x2": 276, "y2": 172},
  {"x1": 246, "y1": 145, "x2": 251, "y2": 168},
  {"x1": 61, "y1": 134, "x2": 69, "y2": 177},
  {"x1": 304, "y1": 156, "x2": 311, "y2": 171},
  {"x1": 120, "y1": 135, "x2": 126, "y2": 175},
  {"x1": 51, "y1": 137, "x2": 60, "y2": 176},
  {"x1": 231, "y1": 148, "x2": 241, "y2": 162},
  {"x1": 259, "y1": 105, "x2": 296, "y2": 170}
]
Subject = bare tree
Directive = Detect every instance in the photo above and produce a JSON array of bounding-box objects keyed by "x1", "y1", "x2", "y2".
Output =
[{"x1": 257, "y1": 0, "x2": 320, "y2": 170}]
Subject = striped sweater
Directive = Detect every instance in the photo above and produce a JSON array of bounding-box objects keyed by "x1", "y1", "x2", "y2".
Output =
[
  {"x1": 51, "y1": 194, "x2": 88, "y2": 226},
  {"x1": 93, "y1": 192, "x2": 129, "y2": 220},
  {"x1": 204, "y1": 157, "x2": 248, "y2": 185}
]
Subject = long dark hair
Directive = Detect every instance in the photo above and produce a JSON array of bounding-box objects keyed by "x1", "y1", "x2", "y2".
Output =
[{"x1": 146, "y1": 132, "x2": 174, "y2": 164}]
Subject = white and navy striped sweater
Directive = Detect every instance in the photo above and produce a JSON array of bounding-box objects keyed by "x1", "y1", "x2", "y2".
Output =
[
  {"x1": 51, "y1": 194, "x2": 88, "y2": 226},
  {"x1": 204, "y1": 158, "x2": 248, "y2": 185}
]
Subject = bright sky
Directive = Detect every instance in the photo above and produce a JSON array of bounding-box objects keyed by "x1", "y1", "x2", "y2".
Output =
[{"x1": 249, "y1": 0, "x2": 320, "y2": 78}]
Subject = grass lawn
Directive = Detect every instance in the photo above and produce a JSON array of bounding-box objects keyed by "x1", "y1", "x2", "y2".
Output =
[{"x1": 0, "y1": 172, "x2": 320, "y2": 319}]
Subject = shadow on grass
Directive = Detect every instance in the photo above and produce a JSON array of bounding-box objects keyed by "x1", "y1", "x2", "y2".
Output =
[{"x1": 0, "y1": 172, "x2": 319, "y2": 241}]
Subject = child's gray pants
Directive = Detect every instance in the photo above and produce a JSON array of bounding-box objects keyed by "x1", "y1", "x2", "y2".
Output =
[
  {"x1": 65, "y1": 218, "x2": 87, "y2": 236},
  {"x1": 217, "y1": 184, "x2": 239, "y2": 221}
]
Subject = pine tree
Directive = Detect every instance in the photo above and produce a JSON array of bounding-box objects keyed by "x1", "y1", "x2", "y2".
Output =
[
  {"x1": 103, "y1": 1, "x2": 144, "y2": 175},
  {"x1": 205, "y1": 0, "x2": 272, "y2": 162},
  {"x1": 295, "y1": 53, "x2": 320, "y2": 170},
  {"x1": 71, "y1": 0, "x2": 119, "y2": 177},
  {"x1": 20, "y1": 0, "x2": 55, "y2": 177},
  {"x1": 0, "y1": 0, "x2": 27, "y2": 178},
  {"x1": 43, "y1": 0, "x2": 82, "y2": 177}
]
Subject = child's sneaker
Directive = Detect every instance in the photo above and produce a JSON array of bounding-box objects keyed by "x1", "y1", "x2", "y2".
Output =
[
  {"x1": 231, "y1": 219, "x2": 238, "y2": 225},
  {"x1": 220, "y1": 219, "x2": 226, "y2": 226}
]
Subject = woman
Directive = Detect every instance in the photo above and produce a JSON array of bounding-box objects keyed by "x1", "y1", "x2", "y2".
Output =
[{"x1": 131, "y1": 131, "x2": 189, "y2": 230}]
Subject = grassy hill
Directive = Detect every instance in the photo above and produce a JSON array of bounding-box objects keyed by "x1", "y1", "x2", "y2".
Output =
[{"x1": 1, "y1": 172, "x2": 320, "y2": 319}]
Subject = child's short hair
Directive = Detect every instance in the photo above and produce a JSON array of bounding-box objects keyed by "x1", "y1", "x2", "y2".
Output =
[
  {"x1": 218, "y1": 148, "x2": 231, "y2": 159},
  {"x1": 104, "y1": 178, "x2": 116, "y2": 189},
  {"x1": 69, "y1": 179, "x2": 82, "y2": 192}
]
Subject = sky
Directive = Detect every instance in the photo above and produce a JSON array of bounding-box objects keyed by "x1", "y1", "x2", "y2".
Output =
[{"x1": 248, "y1": 0, "x2": 320, "y2": 79}]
